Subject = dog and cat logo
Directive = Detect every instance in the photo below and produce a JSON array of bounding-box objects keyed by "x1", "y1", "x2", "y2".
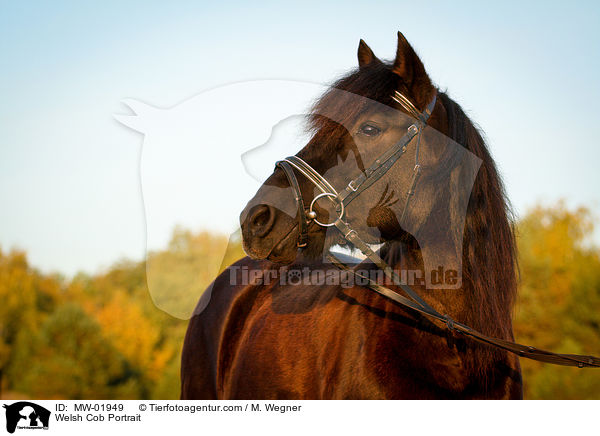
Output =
[{"x1": 2, "y1": 402, "x2": 50, "y2": 433}]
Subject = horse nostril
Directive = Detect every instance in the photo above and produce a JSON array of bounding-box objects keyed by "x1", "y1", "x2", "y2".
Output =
[{"x1": 249, "y1": 205, "x2": 276, "y2": 237}]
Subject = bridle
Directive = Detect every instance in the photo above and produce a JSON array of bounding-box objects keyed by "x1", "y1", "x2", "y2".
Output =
[
  {"x1": 276, "y1": 90, "x2": 436, "y2": 249},
  {"x1": 273, "y1": 89, "x2": 600, "y2": 368}
]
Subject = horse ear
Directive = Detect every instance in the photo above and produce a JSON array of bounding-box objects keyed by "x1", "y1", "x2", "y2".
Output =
[
  {"x1": 392, "y1": 31, "x2": 427, "y2": 86},
  {"x1": 357, "y1": 39, "x2": 381, "y2": 68}
]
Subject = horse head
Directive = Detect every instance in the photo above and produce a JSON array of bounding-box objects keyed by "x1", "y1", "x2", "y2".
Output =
[{"x1": 240, "y1": 32, "x2": 481, "y2": 289}]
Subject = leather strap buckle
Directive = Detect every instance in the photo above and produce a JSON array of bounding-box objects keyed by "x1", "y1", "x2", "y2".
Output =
[{"x1": 347, "y1": 180, "x2": 359, "y2": 192}]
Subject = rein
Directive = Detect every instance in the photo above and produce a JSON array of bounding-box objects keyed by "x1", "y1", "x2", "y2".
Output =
[
  {"x1": 328, "y1": 254, "x2": 600, "y2": 367},
  {"x1": 274, "y1": 89, "x2": 600, "y2": 368}
]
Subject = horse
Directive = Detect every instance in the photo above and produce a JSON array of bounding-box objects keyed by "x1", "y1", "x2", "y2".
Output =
[{"x1": 181, "y1": 32, "x2": 523, "y2": 399}]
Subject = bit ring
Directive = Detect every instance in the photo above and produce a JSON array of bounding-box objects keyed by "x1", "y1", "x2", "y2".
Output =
[{"x1": 309, "y1": 193, "x2": 344, "y2": 227}]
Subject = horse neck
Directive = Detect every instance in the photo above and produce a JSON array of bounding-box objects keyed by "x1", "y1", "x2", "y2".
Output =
[
  {"x1": 387, "y1": 241, "x2": 512, "y2": 339},
  {"x1": 386, "y1": 240, "x2": 517, "y2": 388}
]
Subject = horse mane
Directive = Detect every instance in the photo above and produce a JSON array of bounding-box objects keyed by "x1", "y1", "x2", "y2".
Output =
[
  {"x1": 439, "y1": 91, "x2": 518, "y2": 329},
  {"x1": 436, "y1": 91, "x2": 518, "y2": 374},
  {"x1": 308, "y1": 62, "x2": 518, "y2": 375}
]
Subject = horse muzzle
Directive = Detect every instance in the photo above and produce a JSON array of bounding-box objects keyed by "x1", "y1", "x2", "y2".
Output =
[{"x1": 240, "y1": 203, "x2": 299, "y2": 264}]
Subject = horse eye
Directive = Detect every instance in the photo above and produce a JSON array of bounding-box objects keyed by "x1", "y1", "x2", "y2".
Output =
[{"x1": 359, "y1": 123, "x2": 381, "y2": 137}]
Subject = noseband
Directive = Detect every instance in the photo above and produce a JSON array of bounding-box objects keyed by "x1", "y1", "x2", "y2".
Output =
[{"x1": 272, "y1": 89, "x2": 600, "y2": 368}]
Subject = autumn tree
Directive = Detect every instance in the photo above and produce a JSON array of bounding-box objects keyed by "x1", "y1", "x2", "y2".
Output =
[
  {"x1": 0, "y1": 249, "x2": 61, "y2": 398},
  {"x1": 9, "y1": 303, "x2": 135, "y2": 399},
  {"x1": 514, "y1": 202, "x2": 600, "y2": 399},
  {"x1": 145, "y1": 228, "x2": 245, "y2": 319}
]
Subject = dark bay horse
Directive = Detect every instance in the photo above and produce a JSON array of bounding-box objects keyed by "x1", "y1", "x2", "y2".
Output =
[{"x1": 181, "y1": 32, "x2": 523, "y2": 399}]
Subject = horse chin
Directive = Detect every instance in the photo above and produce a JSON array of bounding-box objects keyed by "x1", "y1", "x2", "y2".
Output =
[
  {"x1": 267, "y1": 227, "x2": 331, "y2": 265},
  {"x1": 262, "y1": 226, "x2": 300, "y2": 265}
]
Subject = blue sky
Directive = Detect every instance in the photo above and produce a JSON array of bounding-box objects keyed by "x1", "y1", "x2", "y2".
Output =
[{"x1": 1, "y1": 1, "x2": 599, "y2": 275}]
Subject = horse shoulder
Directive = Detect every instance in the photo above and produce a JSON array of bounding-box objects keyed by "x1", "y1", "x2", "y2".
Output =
[{"x1": 181, "y1": 256, "x2": 268, "y2": 399}]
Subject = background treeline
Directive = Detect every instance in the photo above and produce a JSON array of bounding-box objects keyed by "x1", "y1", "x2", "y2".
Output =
[
  {"x1": 1, "y1": 202, "x2": 599, "y2": 399},
  {"x1": 0, "y1": 231, "x2": 244, "y2": 400}
]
